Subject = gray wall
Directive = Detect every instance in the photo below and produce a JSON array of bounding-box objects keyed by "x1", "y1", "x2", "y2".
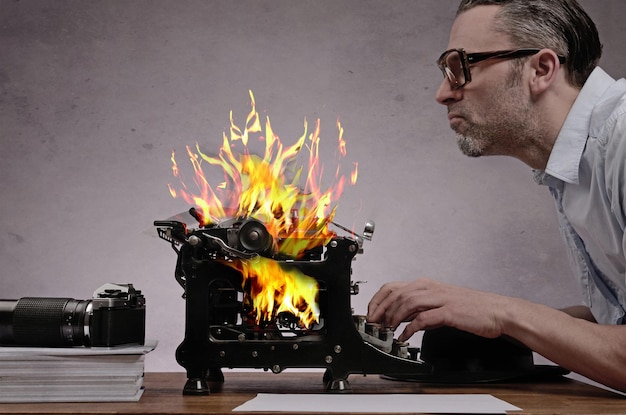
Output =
[{"x1": 1, "y1": 0, "x2": 624, "y2": 372}]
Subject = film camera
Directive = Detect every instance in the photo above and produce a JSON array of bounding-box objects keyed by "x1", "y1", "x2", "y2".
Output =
[{"x1": 0, "y1": 283, "x2": 146, "y2": 348}]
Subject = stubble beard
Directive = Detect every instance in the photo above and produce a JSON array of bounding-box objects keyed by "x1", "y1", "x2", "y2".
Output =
[
  {"x1": 456, "y1": 131, "x2": 485, "y2": 158},
  {"x1": 453, "y1": 67, "x2": 538, "y2": 159}
]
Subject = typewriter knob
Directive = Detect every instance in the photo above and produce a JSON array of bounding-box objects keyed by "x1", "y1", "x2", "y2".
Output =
[
  {"x1": 238, "y1": 219, "x2": 273, "y2": 254},
  {"x1": 363, "y1": 220, "x2": 375, "y2": 240}
]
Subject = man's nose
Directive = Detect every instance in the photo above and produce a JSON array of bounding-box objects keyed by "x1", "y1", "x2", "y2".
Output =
[{"x1": 435, "y1": 78, "x2": 462, "y2": 105}]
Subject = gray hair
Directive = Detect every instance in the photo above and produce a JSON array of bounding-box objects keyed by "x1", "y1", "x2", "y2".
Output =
[{"x1": 457, "y1": 0, "x2": 602, "y2": 87}]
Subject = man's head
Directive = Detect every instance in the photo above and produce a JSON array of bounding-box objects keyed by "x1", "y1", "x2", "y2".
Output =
[
  {"x1": 435, "y1": 0, "x2": 601, "y2": 168},
  {"x1": 456, "y1": 0, "x2": 602, "y2": 88}
]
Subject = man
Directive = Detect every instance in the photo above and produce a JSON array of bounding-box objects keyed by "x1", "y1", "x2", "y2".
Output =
[{"x1": 367, "y1": 0, "x2": 626, "y2": 392}]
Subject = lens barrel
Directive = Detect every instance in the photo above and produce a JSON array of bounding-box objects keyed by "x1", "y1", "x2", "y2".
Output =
[{"x1": 0, "y1": 297, "x2": 90, "y2": 347}]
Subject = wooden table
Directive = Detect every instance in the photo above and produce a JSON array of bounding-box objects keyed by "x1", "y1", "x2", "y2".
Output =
[{"x1": 0, "y1": 372, "x2": 624, "y2": 414}]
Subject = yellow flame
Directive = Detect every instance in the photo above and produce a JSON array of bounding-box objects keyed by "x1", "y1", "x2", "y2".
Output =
[
  {"x1": 169, "y1": 90, "x2": 356, "y2": 258},
  {"x1": 227, "y1": 257, "x2": 320, "y2": 328},
  {"x1": 168, "y1": 90, "x2": 358, "y2": 328}
]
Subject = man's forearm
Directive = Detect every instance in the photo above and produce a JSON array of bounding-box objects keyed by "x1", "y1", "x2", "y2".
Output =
[{"x1": 503, "y1": 298, "x2": 626, "y2": 392}]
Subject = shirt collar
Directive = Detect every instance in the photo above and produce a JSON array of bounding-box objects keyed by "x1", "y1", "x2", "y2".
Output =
[{"x1": 544, "y1": 67, "x2": 615, "y2": 184}]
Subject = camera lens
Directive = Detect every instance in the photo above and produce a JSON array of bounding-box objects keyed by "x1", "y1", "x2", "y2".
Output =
[{"x1": 0, "y1": 297, "x2": 91, "y2": 347}]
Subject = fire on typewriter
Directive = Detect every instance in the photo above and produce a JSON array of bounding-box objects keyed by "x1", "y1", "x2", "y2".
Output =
[{"x1": 155, "y1": 92, "x2": 431, "y2": 395}]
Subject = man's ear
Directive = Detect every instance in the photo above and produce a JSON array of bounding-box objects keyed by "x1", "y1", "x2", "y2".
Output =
[{"x1": 529, "y1": 49, "x2": 561, "y2": 95}]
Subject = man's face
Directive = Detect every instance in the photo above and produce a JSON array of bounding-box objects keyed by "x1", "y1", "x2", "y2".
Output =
[{"x1": 435, "y1": 6, "x2": 537, "y2": 158}]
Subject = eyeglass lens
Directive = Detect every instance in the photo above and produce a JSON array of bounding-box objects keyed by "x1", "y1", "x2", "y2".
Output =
[{"x1": 441, "y1": 50, "x2": 465, "y2": 88}]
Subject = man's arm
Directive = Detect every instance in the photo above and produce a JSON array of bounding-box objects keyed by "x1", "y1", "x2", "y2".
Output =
[{"x1": 367, "y1": 278, "x2": 626, "y2": 392}]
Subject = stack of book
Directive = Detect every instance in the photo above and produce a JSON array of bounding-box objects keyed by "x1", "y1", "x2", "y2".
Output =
[{"x1": 0, "y1": 340, "x2": 157, "y2": 402}]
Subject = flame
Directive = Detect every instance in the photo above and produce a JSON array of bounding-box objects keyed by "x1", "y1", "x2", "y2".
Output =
[
  {"x1": 169, "y1": 90, "x2": 357, "y2": 256},
  {"x1": 168, "y1": 90, "x2": 357, "y2": 328},
  {"x1": 228, "y1": 257, "x2": 320, "y2": 328}
]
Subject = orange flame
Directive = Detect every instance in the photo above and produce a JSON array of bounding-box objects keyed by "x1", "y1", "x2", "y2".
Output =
[
  {"x1": 228, "y1": 257, "x2": 320, "y2": 328},
  {"x1": 169, "y1": 90, "x2": 357, "y2": 256},
  {"x1": 168, "y1": 91, "x2": 357, "y2": 328}
]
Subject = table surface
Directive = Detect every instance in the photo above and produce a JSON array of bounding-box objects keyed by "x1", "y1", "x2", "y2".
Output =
[{"x1": 0, "y1": 371, "x2": 624, "y2": 414}]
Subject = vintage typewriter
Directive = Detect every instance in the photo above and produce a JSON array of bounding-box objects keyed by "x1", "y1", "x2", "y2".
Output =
[{"x1": 155, "y1": 209, "x2": 433, "y2": 395}]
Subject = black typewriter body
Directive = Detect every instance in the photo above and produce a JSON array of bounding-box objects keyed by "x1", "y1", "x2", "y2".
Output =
[{"x1": 155, "y1": 216, "x2": 431, "y2": 395}]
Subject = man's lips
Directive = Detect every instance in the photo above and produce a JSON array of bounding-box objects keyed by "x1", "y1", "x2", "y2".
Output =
[
  {"x1": 448, "y1": 113, "x2": 464, "y2": 125},
  {"x1": 447, "y1": 112, "x2": 465, "y2": 132},
  {"x1": 448, "y1": 113, "x2": 463, "y2": 121}
]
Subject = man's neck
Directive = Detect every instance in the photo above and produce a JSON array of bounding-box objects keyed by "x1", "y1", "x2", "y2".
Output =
[{"x1": 522, "y1": 82, "x2": 581, "y2": 170}]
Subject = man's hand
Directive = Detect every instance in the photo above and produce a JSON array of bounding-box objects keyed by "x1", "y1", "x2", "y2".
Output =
[
  {"x1": 366, "y1": 278, "x2": 508, "y2": 341},
  {"x1": 367, "y1": 278, "x2": 626, "y2": 392}
]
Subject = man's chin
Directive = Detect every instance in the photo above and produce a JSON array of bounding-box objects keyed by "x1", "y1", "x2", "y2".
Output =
[{"x1": 456, "y1": 134, "x2": 484, "y2": 157}]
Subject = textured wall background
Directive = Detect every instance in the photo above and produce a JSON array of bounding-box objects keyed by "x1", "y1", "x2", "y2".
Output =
[{"x1": 1, "y1": 0, "x2": 625, "y2": 372}]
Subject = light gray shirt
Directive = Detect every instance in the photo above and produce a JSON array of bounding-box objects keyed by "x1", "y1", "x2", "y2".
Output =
[{"x1": 534, "y1": 67, "x2": 626, "y2": 324}]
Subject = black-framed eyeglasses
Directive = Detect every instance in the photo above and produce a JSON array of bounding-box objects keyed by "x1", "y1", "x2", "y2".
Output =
[{"x1": 436, "y1": 48, "x2": 567, "y2": 90}]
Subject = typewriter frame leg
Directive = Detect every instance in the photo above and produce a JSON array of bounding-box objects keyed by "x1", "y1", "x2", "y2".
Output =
[
  {"x1": 183, "y1": 377, "x2": 210, "y2": 395},
  {"x1": 326, "y1": 378, "x2": 352, "y2": 392}
]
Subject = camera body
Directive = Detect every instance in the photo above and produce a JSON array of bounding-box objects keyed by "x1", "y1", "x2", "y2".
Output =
[
  {"x1": 0, "y1": 283, "x2": 145, "y2": 348},
  {"x1": 88, "y1": 283, "x2": 146, "y2": 347}
]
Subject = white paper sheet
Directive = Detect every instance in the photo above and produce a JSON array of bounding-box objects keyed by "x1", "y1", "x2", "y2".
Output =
[
  {"x1": 233, "y1": 393, "x2": 522, "y2": 414},
  {"x1": 0, "y1": 339, "x2": 158, "y2": 358}
]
